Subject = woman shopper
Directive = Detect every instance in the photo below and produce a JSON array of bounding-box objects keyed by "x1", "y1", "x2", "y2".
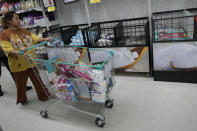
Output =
[{"x1": 0, "y1": 11, "x2": 51, "y2": 105}]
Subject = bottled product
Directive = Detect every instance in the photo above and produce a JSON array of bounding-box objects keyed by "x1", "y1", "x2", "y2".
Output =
[{"x1": 66, "y1": 80, "x2": 77, "y2": 101}]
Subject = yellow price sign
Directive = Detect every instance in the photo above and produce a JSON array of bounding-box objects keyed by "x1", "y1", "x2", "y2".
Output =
[
  {"x1": 90, "y1": 0, "x2": 101, "y2": 4},
  {"x1": 48, "y1": 6, "x2": 56, "y2": 12}
]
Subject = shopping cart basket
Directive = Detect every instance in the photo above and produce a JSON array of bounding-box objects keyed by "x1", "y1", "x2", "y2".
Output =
[{"x1": 21, "y1": 39, "x2": 115, "y2": 128}]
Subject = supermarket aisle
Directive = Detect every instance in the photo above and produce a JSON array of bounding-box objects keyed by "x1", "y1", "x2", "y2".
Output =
[{"x1": 1, "y1": 66, "x2": 197, "y2": 131}]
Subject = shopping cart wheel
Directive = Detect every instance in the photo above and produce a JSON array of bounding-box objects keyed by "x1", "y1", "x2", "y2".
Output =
[
  {"x1": 95, "y1": 118, "x2": 105, "y2": 128},
  {"x1": 105, "y1": 100, "x2": 113, "y2": 108},
  {"x1": 0, "y1": 86, "x2": 3, "y2": 97},
  {"x1": 40, "y1": 110, "x2": 48, "y2": 119},
  {"x1": 0, "y1": 91, "x2": 3, "y2": 97}
]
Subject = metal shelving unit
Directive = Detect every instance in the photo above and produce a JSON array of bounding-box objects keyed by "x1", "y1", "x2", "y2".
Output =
[{"x1": 0, "y1": 0, "x2": 59, "y2": 31}]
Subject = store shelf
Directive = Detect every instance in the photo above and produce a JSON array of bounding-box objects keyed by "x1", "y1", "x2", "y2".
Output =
[
  {"x1": 0, "y1": 6, "x2": 58, "y2": 30},
  {"x1": 22, "y1": 25, "x2": 39, "y2": 28},
  {"x1": 0, "y1": 7, "x2": 43, "y2": 16},
  {"x1": 16, "y1": 7, "x2": 43, "y2": 14},
  {"x1": 21, "y1": 20, "x2": 59, "y2": 29}
]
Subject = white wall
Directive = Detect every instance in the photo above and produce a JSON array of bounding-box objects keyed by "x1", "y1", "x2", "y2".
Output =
[
  {"x1": 56, "y1": 0, "x2": 149, "y2": 26},
  {"x1": 151, "y1": 0, "x2": 197, "y2": 12},
  {"x1": 55, "y1": 0, "x2": 197, "y2": 26}
]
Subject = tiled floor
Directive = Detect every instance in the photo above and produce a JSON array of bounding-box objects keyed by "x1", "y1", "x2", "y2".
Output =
[{"x1": 1, "y1": 67, "x2": 197, "y2": 131}]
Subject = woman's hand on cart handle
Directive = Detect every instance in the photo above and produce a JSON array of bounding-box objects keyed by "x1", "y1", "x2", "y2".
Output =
[
  {"x1": 21, "y1": 47, "x2": 28, "y2": 52},
  {"x1": 27, "y1": 41, "x2": 49, "y2": 51},
  {"x1": 18, "y1": 47, "x2": 28, "y2": 55},
  {"x1": 9, "y1": 47, "x2": 27, "y2": 55},
  {"x1": 38, "y1": 37, "x2": 52, "y2": 43}
]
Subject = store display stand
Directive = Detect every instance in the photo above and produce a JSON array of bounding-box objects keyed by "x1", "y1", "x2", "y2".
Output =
[{"x1": 0, "y1": 0, "x2": 59, "y2": 32}]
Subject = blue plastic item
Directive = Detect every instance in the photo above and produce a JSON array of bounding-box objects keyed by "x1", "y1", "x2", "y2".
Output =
[
  {"x1": 44, "y1": 62, "x2": 54, "y2": 73},
  {"x1": 67, "y1": 80, "x2": 77, "y2": 102},
  {"x1": 33, "y1": 56, "x2": 58, "y2": 73}
]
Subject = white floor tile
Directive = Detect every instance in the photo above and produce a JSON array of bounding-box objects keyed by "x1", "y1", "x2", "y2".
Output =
[{"x1": 1, "y1": 67, "x2": 197, "y2": 131}]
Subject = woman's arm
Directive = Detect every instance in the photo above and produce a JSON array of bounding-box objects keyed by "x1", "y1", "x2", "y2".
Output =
[
  {"x1": 31, "y1": 33, "x2": 51, "y2": 44},
  {"x1": 38, "y1": 37, "x2": 52, "y2": 43},
  {"x1": 9, "y1": 47, "x2": 27, "y2": 55},
  {"x1": 9, "y1": 50, "x2": 19, "y2": 55},
  {"x1": 1, "y1": 41, "x2": 15, "y2": 56},
  {"x1": 1, "y1": 40, "x2": 27, "y2": 56}
]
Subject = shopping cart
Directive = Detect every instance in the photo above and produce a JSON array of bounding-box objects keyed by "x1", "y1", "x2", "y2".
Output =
[{"x1": 21, "y1": 39, "x2": 115, "y2": 128}]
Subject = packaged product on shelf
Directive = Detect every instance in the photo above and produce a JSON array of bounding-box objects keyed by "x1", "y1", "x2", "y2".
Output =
[
  {"x1": 34, "y1": 0, "x2": 41, "y2": 7},
  {"x1": 100, "y1": 33, "x2": 114, "y2": 39},
  {"x1": 28, "y1": 15, "x2": 34, "y2": 25},
  {"x1": 31, "y1": 0, "x2": 36, "y2": 8},
  {"x1": 21, "y1": 17, "x2": 31, "y2": 26},
  {"x1": 46, "y1": 39, "x2": 64, "y2": 47},
  {"x1": 8, "y1": 4, "x2": 15, "y2": 11},
  {"x1": 20, "y1": 20, "x2": 24, "y2": 26},
  {"x1": 21, "y1": 0, "x2": 26, "y2": 10},
  {"x1": 27, "y1": 0, "x2": 33, "y2": 8},
  {"x1": 1, "y1": 2, "x2": 9, "y2": 15},
  {"x1": 25, "y1": 1, "x2": 29, "y2": 9},
  {"x1": 98, "y1": 39, "x2": 112, "y2": 47},
  {"x1": 14, "y1": 2, "x2": 22, "y2": 11},
  {"x1": 97, "y1": 33, "x2": 114, "y2": 46},
  {"x1": 34, "y1": 16, "x2": 46, "y2": 27},
  {"x1": 70, "y1": 31, "x2": 85, "y2": 46}
]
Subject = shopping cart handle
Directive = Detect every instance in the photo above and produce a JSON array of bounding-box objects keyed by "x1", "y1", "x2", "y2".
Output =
[
  {"x1": 27, "y1": 41, "x2": 48, "y2": 51},
  {"x1": 19, "y1": 39, "x2": 58, "y2": 55},
  {"x1": 109, "y1": 50, "x2": 114, "y2": 55},
  {"x1": 19, "y1": 41, "x2": 48, "y2": 55},
  {"x1": 19, "y1": 50, "x2": 25, "y2": 55}
]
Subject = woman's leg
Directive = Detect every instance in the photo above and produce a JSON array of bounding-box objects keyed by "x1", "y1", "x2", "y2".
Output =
[
  {"x1": 1, "y1": 55, "x2": 32, "y2": 91},
  {"x1": 28, "y1": 67, "x2": 50, "y2": 101},
  {"x1": 12, "y1": 70, "x2": 28, "y2": 104},
  {"x1": 1, "y1": 55, "x2": 15, "y2": 80}
]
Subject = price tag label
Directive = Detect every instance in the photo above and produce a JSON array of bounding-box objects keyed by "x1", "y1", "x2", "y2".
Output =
[
  {"x1": 90, "y1": 0, "x2": 101, "y2": 4},
  {"x1": 48, "y1": 6, "x2": 55, "y2": 12}
]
